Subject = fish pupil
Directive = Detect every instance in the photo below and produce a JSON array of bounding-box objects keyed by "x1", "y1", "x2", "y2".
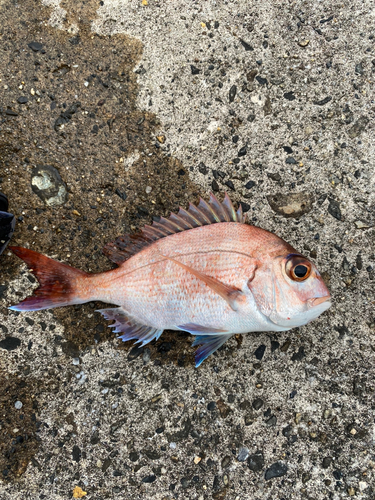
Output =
[{"x1": 294, "y1": 265, "x2": 308, "y2": 278}]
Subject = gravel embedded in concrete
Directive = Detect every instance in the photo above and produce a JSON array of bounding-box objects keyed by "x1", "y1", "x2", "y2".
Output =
[{"x1": 0, "y1": 0, "x2": 374, "y2": 499}]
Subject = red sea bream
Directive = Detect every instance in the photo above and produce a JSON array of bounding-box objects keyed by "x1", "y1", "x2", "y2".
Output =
[{"x1": 10, "y1": 193, "x2": 331, "y2": 366}]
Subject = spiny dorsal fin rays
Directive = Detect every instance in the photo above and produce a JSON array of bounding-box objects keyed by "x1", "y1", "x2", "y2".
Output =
[
  {"x1": 151, "y1": 221, "x2": 174, "y2": 236},
  {"x1": 222, "y1": 193, "x2": 237, "y2": 221},
  {"x1": 143, "y1": 224, "x2": 168, "y2": 239},
  {"x1": 208, "y1": 193, "x2": 230, "y2": 222},
  {"x1": 169, "y1": 212, "x2": 194, "y2": 231},
  {"x1": 188, "y1": 202, "x2": 212, "y2": 225},
  {"x1": 236, "y1": 203, "x2": 244, "y2": 223},
  {"x1": 177, "y1": 206, "x2": 202, "y2": 228},
  {"x1": 141, "y1": 226, "x2": 160, "y2": 240},
  {"x1": 103, "y1": 193, "x2": 247, "y2": 265},
  {"x1": 159, "y1": 216, "x2": 184, "y2": 233},
  {"x1": 197, "y1": 197, "x2": 221, "y2": 223}
]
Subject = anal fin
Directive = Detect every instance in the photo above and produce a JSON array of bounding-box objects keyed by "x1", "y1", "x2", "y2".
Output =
[{"x1": 97, "y1": 307, "x2": 163, "y2": 347}]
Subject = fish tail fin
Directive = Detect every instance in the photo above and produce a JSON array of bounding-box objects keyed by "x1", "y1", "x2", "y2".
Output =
[{"x1": 9, "y1": 246, "x2": 90, "y2": 311}]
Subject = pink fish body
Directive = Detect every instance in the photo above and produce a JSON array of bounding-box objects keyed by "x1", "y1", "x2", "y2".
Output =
[{"x1": 10, "y1": 194, "x2": 331, "y2": 366}]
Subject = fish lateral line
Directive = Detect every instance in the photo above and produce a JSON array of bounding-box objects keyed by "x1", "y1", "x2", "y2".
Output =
[{"x1": 105, "y1": 248, "x2": 256, "y2": 282}]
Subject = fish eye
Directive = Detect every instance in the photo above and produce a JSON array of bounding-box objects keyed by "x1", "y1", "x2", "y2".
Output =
[
  {"x1": 285, "y1": 255, "x2": 312, "y2": 282},
  {"x1": 294, "y1": 265, "x2": 308, "y2": 278}
]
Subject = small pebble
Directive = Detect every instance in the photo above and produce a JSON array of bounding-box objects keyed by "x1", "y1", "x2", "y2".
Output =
[
  {"x1": 237, "y1": 447, "x2": 249, "y2": 462},
  {"x1": 252, "y1": 398, "x2": 263, "y2": 410},
  {"x1": 142, "y1": 348, "x2": 151, "y2": 364},
  {"x1": 248, "y1": 451, "x2": 264, "y2": 472},
  {"x1": 28, "y1": 41, "x2": 43, "y2": 52},
  {"x1": 207, "y1": 401, "x2": 216, "y2": 411},
  {"x1": 265, "y1": 461, "x2": 288, "y2": 480},
  {"x1": 354, "y1": 220, "x2": 369, "y2": 229},
  {"x1": 14, "y1": 401, "x2": 23, "y2": 410},
  {"x1": 358, "y1": 481, "x2": 368, "y2": 491}
]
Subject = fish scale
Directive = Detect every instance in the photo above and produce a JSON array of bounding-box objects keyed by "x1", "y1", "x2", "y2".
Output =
[
  {"x1": 105, "y1": 226, "x2": 257, "y2": 329},
  {"x1": 9, "y1": 193, "x2": 331, "y2": 367}
]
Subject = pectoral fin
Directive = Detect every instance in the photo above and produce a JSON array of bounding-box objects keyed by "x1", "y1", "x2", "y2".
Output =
[
  {"x1": 161, "y1": 254, "x2": 244, "y2": 311},
  {"x1": 192, "y1": 334, "x2": 233, "y2": 367}
]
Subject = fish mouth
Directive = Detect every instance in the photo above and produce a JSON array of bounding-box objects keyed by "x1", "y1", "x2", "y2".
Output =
[
  {"x1": 309, "y1": 295, "x2": 331, "y2": 307},
  {"x1": 266, "y1": 295, "x2": 332, "y2": 329}
]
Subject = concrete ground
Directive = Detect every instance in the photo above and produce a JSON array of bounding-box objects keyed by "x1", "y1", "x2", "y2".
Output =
[{"x1": 0, "y1": 0, "x2": 374, "y2": 499}]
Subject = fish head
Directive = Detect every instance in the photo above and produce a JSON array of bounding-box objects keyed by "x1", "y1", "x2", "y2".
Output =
[{"x1": 249, "y1": 251, "x2": 331, "y2": 329}]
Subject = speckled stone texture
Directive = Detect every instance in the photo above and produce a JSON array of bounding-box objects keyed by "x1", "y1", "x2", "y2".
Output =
[{"x1": 0, "y1": 1, "x2": 374, "y2": 499}]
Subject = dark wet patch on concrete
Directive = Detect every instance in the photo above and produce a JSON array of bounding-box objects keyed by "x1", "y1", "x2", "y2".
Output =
[
  {"x1": 0, "y1": 0, "x2": 203, "y2": 479},
  {"x1": 1, "y1": 0, "x2": 200, "y2": 356},
  {"x1": 0, "y1": 371, "x2": 40, "y2": 481}
]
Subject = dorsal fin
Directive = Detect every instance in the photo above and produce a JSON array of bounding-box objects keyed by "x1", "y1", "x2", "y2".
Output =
[{"x1": 103, "y1": 193, "x2": 247, "y2": 265}]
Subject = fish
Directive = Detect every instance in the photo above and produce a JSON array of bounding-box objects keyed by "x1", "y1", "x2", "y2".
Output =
[{"x1": 9, "y1": 193, "x2": 331, "y2": 367}]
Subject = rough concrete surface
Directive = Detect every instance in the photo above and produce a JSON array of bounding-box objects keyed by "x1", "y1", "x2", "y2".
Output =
[{"x1": 0, "y1": 0, "x2": 374, "y2": 499}]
